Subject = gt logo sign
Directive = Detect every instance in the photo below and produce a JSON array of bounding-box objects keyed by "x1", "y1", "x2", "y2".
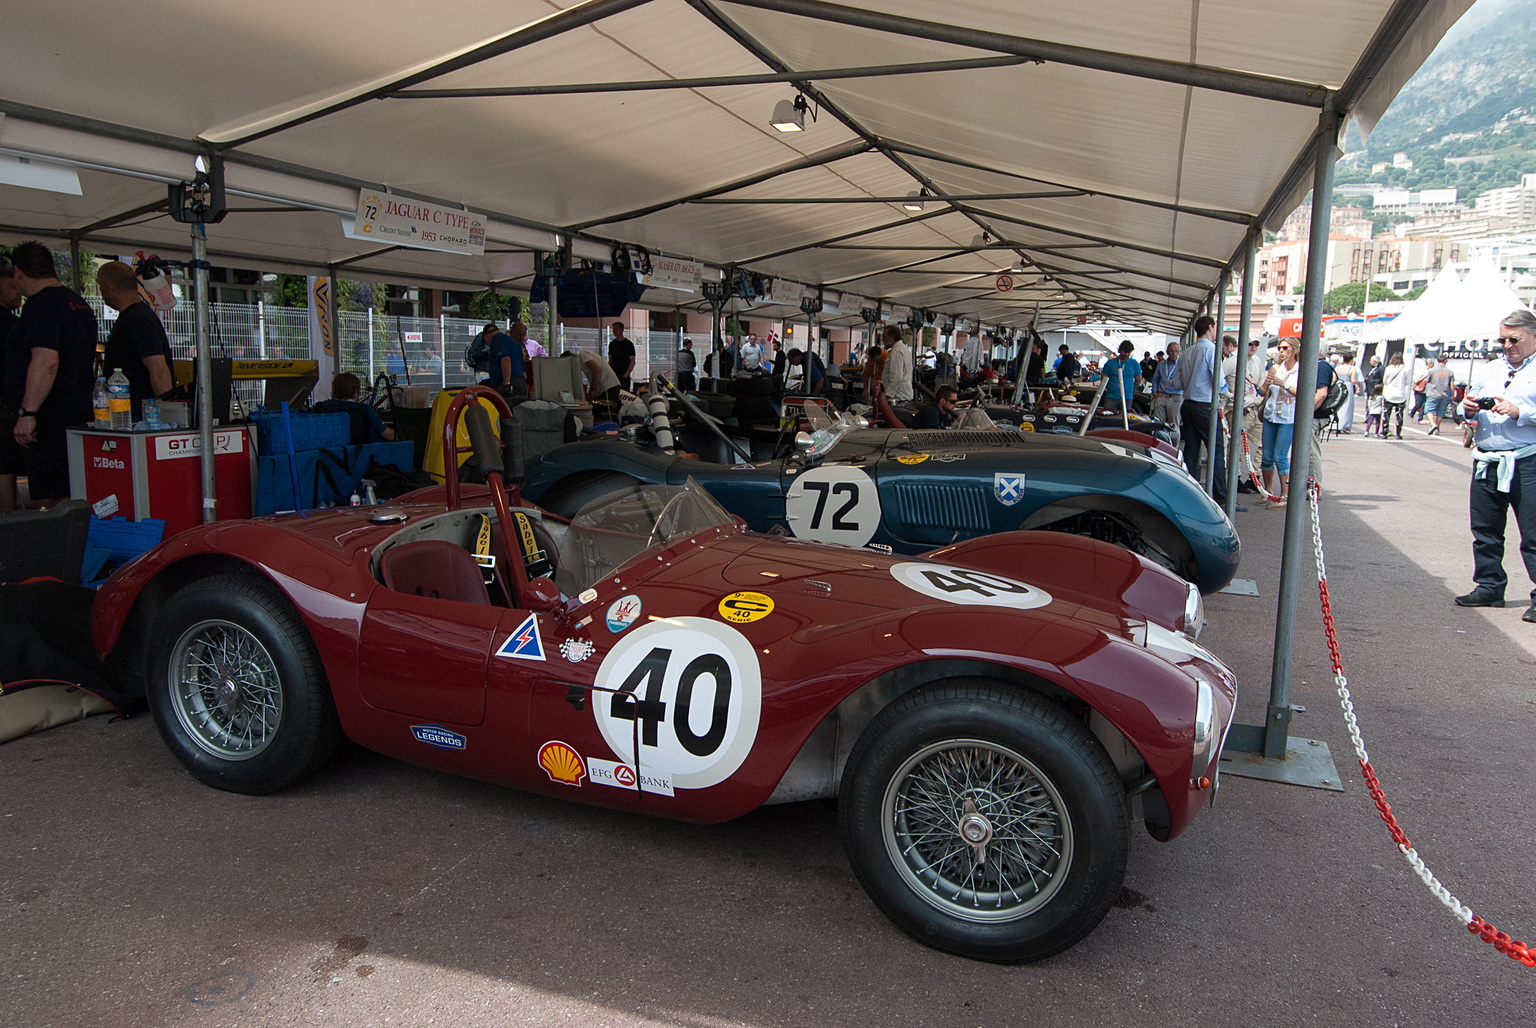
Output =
[
  {"x1": 889, "y1": 562, "x2": 1052, "y2": 610},
  {"x1": 784, "y1": 465, "x2": 879, "y2": 547},
  {"x1": 592, "y1": 618, "x2": 761, "y2": 790}
]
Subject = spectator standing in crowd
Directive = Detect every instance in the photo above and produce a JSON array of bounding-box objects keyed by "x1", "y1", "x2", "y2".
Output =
[
  {"x1": 882, "y1": 325, "x2": 914, "y2": 403},
  {"x1": 1025, "y1": 337, "x2": 1047, "y2": 389},
  {"x1": 1100, "y1": 340, "x2": 1141, "y2": 415},
  {"x1": 1220, "y1": 336, "x2": 1239, "y2": 396},
  {"x1": 98, "y1": 260, "x2": 174, "y2": 422},
  {"x1": 1381, "y1": 351, "x2": 1409, "y2": 439},
  {"x1": 1149, "y1": 340, "x2": 1183, "y2": 448},
  {"x1": 1051, "y1": 345, "x2": 1078, "y2": 387},
  {"x1": 0, "y1": 261, "x2": 26, "y2": 511},
  {"x1": 1242, "y1": 338, "x2": 1268, "y2": 472},
  {"x1": 482, "y1": 322, "x2": 528, "y2": 399},
  {"x1": 1175, "y1": 316, "x2": 1235, "y2": 507},
  {"x1": 911, "y1": 384, "x2": 959, "y2": 429},
  {"x1": 1410, "y1": 360, "x2": 1429, "y2": 421},
  {"x1": 862, "y1": 340, "x2": 885, "y2": 400},
  {"x1": 1140, "y1": 350, "x2": 1158, "y2": 382},
  {"x1": 9, "y1": 241, "x2": 96, "y2": 509},
  {"x1": 314, "y1": 372, "x2": 395, "y2": 443},
  {"x1": 1455, "y1": 309, "x2": 1536, "y2": 622},
  {"x1": 1365, "y1": 353, "x2": 1384, "y2": 394},
  {"x1": 524, "y1": 336, "x2": 548, "y2": 360},
  {"x1": 1424, "y1": 355, "x2": 1455, "y2": 436},
  {"x1": 608, "y1": 321, "x2": 636, "y2": 392},
  {"x1": 1258, "y1": 338, "x2": 1301, "y2": 508},
  {"x1": 1307, "y1": 349, "x2": 1337, "y2": 486},
  {"x1": 1364, "y1": 384, "x2": 1384, "y2": 436},
  {"x1": 675, "y1": 337, "x2": 697, "y2": 391},
  {"x1": 739, "y1": 333, "x2": 764, "y2": 373},
  {"x1": 1335, "y1": 353, "x2": 1361, "y2": 432}
]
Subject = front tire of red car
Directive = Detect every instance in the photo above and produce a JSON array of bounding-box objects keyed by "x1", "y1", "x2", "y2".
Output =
[
  {"x1": 839, "y1": 681, "x2": 1128, "y2": 963},
  {"x1": 146, "y1": 573, "x2": 340, "y2": 795}
]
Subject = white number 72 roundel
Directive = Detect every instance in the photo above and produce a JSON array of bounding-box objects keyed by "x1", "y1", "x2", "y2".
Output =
[
  {"x1": 890, "y1": 562, "x2": 1052, "y2": 609},
  {"x1": 592, "y1": 618, "x2": 762, "y2": 790}
]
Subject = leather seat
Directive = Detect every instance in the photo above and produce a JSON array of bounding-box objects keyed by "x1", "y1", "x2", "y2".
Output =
[{"x1": 380, "y1": 539, "x2": 491, "y2": 605}]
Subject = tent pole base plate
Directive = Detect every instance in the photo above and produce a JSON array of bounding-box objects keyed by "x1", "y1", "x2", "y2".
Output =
[{"x1": 1219, "y1": 736, "x2": 1344, "y2": 791}]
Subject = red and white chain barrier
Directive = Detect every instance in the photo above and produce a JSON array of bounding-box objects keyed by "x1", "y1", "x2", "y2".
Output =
[
  {"x1": 1239, "y1": 429, "x2": 1284, "y2": 504},
  {"x1": 1307, "y1": 479, "x2": 1534, "y2": 968}
]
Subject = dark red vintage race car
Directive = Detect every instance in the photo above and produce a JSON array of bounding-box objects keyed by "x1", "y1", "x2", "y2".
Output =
[{"x1": 91, "y1": 389, "x2": 1236, "y2": 963}]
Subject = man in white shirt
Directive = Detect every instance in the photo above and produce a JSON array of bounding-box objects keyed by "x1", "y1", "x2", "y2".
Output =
[
  {"x1": 881, "y1": 325, "x2": 914, "y2": 403},
  {"x1": 1456, "y1": 310, "x2": 1536, "y2": 621},
  {"x1": 739, "y1": 334, "x2": 764, "y2": 372}
]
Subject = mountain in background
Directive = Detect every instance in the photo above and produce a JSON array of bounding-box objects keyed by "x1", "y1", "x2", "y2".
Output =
[{"x1": 1338, "y1": 0, "x2": 1536, "y2": 201}]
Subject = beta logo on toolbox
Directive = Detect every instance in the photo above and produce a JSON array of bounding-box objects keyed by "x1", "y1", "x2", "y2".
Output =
[
  {"x1": 718, "y1": 591, "x2": 774, "y2": 624},
  {"x1": 890, "y1": 562, "x2": 1051, "y2": 610},
  {"x1": 606, "y1": 595, "x2": 642, "y2": 632},
  {"x1": 411, "y1": 724, "x2": 467, "y2": 751},
  {"x1": 587, "y1": 757, "x2": 674, "y2": 796},
  {"x1": 592, "y1": 617, "x2": 761, "y2": 791},
  {"x1": 537, "y1": 740, "x2": 586, "y2": 786}
]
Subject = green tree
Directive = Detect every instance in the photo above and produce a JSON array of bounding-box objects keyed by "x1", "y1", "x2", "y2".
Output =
[
  {"x1": 1401, "y1": 284, "x2": 1428, "y2": 301},
  {"x1": 1323, "y1": 281, "x2": 1401, "y2": 314}
]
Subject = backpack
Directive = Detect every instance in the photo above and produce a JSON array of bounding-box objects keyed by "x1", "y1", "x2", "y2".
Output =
[
  {"x1": 1316, "y1": 377, "x2": 1349, "y2": 419},
  {"x1": 465, "y1": 334, "x2": 491, "y2": 374}
]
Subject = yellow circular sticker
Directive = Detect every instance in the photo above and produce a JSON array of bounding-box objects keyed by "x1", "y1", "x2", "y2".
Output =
[
  {"x1": 896, "y1": 454, "x2": 930, "y2": 464},
  {"x1": 718, "y1": 591, "x2": 775, "y2": 624},
  {"x1": 1019, "y1": 422, "x2": 1035, "y2": 433}
]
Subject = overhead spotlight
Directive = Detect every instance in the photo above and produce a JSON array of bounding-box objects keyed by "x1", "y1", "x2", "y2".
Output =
[
  {"x1": 971, "y1": 230, "x2": 994, "y2": 248},
  {"x1": 1011, "y1": 258, "x2": 1026, "y2": 273},
  {"x1": 770, "y1": 94, "x2": 811, "y2": 132},
  {"x1": 903, "y1": 189, "x2": 929, "y2": 212}
]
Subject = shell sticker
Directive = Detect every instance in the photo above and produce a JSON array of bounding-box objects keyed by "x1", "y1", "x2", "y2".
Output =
[
  {"x1": 537, "y1": 740, "x2": 586, "y2": 786},
  {"x1": 890, "y1": 562, "x2": 1052, "y2": 610},
  {"x1": 592, "y1": 617, "x2": 762, "y2": 791},
  {"x1": 896, "y1": 454, "x2": 929, "y2": 465},
  {"x1": 606, "y1": 595, "x2": 642, "y2": 632},
  {"x1": 560, "y1": 637, "x2": 594, "y2": 663},
  {"x1": 718, "y1": 591, "x2": 774, "y2": 624}
]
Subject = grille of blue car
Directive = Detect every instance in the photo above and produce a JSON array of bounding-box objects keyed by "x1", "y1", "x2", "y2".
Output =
[
  {"x1": 890, "y1": 482, "x2": 991, "y2": 532},
  {"x1": 899, "y1": 430, "x2": 1019, "y2": 450}
]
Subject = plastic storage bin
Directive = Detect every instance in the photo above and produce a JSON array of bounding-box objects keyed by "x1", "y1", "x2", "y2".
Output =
[{"x1": 250, "y1": 410, "x2": 350, "y2": 455}]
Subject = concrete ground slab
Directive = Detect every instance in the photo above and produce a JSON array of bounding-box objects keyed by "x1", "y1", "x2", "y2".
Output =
[{"x1": 3, "y1": 424, "x2": 1534, "y2": 1027}]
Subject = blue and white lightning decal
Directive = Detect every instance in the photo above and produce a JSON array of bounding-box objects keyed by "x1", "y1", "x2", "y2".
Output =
[{"x1": 497, "y1": 613, "x2": 546, "y2": 661}]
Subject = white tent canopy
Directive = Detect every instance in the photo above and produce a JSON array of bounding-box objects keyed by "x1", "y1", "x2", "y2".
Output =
[
  {"x1": 0, "y1": 0, "x2": 1475, "y2": 332},
  {"x1": 1363, "y1": 260, "x2": 1530, "y2": 351}
]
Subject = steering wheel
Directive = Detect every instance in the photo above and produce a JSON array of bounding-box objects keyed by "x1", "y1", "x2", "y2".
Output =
[{"x1": 646, "y1": 491, "x2": 692, "y2": 549}]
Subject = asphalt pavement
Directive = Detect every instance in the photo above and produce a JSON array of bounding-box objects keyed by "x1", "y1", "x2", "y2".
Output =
[{"x1": 3, "y1": 417, "x2": 1534, "y2": 1028}]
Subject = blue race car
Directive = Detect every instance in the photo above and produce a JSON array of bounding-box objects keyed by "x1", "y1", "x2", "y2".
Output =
[{"x1": 521, "y1": 415, "x2": 1239, "y2": 594}]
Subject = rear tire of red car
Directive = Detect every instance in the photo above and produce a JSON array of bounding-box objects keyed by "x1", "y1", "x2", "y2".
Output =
[
  {"x1": 146, "y1": 573, "x2": 341, "y2": 795},
  {"x1": 839, "y1": 681, "x2": 1128, "y2": 963}
]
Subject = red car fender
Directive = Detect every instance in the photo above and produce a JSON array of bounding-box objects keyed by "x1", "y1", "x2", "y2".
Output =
[
  {"x1": 1086, "y1": 428, "x2": 1181, "y2": 460},
  {"x1": 925, "y1": 530, "x2": 1192, "y2": 633}
]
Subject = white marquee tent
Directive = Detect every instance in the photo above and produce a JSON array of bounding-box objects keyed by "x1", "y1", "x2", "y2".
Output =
[
  {"x1": 1361, "y1": 259, "x2": 1530, "y2": 382},
  {"x1": 0, "y1": 0, "x2": 1476, "y2": 333}
]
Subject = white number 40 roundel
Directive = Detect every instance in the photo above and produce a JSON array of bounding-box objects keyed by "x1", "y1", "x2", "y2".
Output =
[
  {"x1": 890, "y1": 562, "x2": 1052, "y2": 610},
  {"x1": 592, "y1": 618, "x2": 762, "y2": 790}
]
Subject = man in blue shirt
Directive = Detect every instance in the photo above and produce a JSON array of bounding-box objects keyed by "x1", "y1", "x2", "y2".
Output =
[
  {"x1": 482, "y1": 322, "x2": 528, "y2": 398},
  {"x1": 315, "y1": 372, "x2": 394, "y2": 443},
  {"x1": 1175, "y1": 316, "x2": 1234, "y2": 507},
  {"x1": 1100, "y1": 340, "x2": 1140, "y2": 413},
  {"x1": 1150, "y1": 339, "x2": 1183, "y2": 449},
  {"x1": 1455, "y1": 310, "x2": 1536, "y2": 620}
]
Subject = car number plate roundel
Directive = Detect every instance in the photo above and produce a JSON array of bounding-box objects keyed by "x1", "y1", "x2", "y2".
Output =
[
  {"x1": 890, "y1": 562, "x2": 1052, "y2": 610},
  {"x1": 783, "y1": 465, "x2": 880, "y2": 547},
  {"x1": 591, "y1": 617, "x2": 762, "y2": 790}
]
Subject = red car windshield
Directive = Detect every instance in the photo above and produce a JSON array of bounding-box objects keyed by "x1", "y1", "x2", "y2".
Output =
[{"x1": 557, "y1": 479, "x2": 735, "y2": 591}]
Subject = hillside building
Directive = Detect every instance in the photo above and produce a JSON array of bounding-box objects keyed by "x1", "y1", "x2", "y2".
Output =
[{"x1": 1474, "y1": 173, "x2": 1536, "y2": 221}]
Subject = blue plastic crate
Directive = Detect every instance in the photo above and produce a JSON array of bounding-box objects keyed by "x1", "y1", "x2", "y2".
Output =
[
  {"x1": 87, "y1": 515, "x2": 166, "y2": 566},
  {"x1": 251, "y1": 410, "x2": 350, "y2": 455}
]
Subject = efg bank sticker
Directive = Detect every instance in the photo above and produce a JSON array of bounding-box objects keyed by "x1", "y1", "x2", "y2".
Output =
[
  {"x1": 889, "y1": 562, "x2": 1052, "y2": 610},
  {"x1": 591, "y1": 617, "x2": 761, "y2": 791}
]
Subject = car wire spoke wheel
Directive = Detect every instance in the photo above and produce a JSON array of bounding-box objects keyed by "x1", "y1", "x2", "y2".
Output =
[
  {"x1": 884, "y1": 739, "x2": 1070, "y2": 923},
  {"x1": 170, "y1": 619, "x2": 284, "y2": 760}
]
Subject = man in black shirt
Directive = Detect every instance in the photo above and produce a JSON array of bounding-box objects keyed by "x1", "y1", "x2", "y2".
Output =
[
  {"x1": 10, "y1": 242, "x2": 97, "y2": 507},
  {"x1": 0, "y1": 261, "x2": 24, "y2": 511},
  {"x1": 99, "y1": 261, "x2": 174, "y2": 421},
  {"x1": 608, "y1": 321, "x2": 636, "y2": 393},
  {"x1": 911, "y1": 385, "x2": 959, "y2": 429}
]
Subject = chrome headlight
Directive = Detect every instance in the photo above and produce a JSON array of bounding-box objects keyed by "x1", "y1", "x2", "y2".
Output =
[
  {"x1": 1183, "y1": 582, "x2": 1204, "y2": 639},
  {"x1": 1192, "y1": 678, "x2": 1217, "y2": 771}
]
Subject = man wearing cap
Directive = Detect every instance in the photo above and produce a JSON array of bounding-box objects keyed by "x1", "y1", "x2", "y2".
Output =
[{"x1": 1455, "y1": 310, "x2": 1536, "y2": 622}]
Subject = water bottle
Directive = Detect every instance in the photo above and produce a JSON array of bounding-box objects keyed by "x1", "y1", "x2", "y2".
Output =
[
  {"x1": 93, "y1": 376, "x2": 110, "y2": 428},
  {"x1": 142, "y1": 397, "x2": 162, "y2": 429},
  {"x1": 106, "y1": 368, "x2": 131, "y2": 430}
]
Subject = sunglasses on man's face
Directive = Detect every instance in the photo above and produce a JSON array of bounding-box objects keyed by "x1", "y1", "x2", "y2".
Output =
[{"x1": 1498, "y1": 335, "x2": 1526, "y2": 344}]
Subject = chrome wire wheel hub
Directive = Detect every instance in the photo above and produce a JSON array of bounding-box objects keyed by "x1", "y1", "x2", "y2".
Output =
[
  {"x1": 882, "y1": 739, "x2": 1072, "y2": 923},
  {"x1": 169, "y1": 620, "x2": 283, "y2": 760}
]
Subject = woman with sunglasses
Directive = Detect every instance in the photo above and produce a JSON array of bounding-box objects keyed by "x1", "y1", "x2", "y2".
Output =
[{"x1": 1259, "y1": 338, "x2": 1301, "y2": 507}]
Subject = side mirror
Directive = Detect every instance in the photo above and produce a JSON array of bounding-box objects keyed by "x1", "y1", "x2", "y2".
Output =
[
  {"x1": 794, "y1": 431, "x2": 814, "y2": 451},
  {"x1": 523, "y1": 576, "x2": 563, "y2": 613}
]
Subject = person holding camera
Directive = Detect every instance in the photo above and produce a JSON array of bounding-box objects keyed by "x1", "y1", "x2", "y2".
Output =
[{"x1": 1455, "y1": 310, "x2": 1536, "y2": 622}]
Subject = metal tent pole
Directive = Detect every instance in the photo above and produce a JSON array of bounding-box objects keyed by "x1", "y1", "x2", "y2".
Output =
[
  {"x1": 192, "y1": 224, "x2": 216, "y2": 523},
  {"x1": 1226, "y1": 233, "x2": 1256, "y2": 518}
]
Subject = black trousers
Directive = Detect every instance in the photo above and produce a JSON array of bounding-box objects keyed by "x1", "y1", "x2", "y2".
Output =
[
  {"x1": 1382, "y1": 401, "x2": 1405, "y2": 438},
  {"x1": 1179, "y1": 400, "x2": 1228, "y2": 503},
  {"x1": 1469, "y1": 453, "x2": 1536, "y2": 602}
]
